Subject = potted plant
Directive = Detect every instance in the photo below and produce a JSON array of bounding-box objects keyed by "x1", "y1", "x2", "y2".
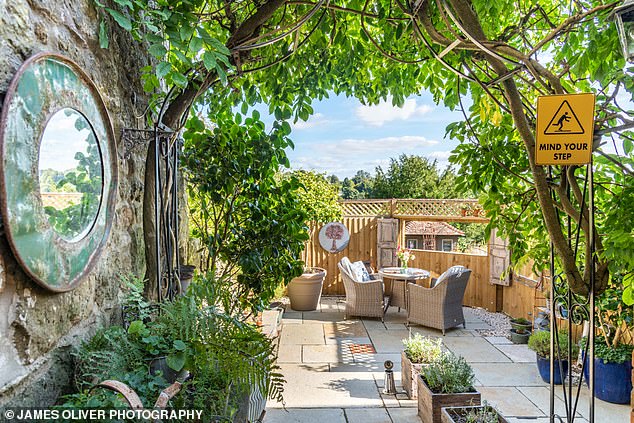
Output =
[
  {"x1": 441, "y1": 401, "x2": 509, "y2": 423},
  {"x1": 401, "y1": 334, "x2": 443, "y2": 399},
  {"x1": 528, "y1": 329, "x2": 577, "y2": 384},
  {"x1": 418, "y1": 352, "x2": 481, "y2": 423},
  {"x1": 580, "y1": 279, "x2": 634, "y2": 404},
  {"x1": 509, "y1": 317, "x2": 532, "y2": 344},
  {"x1": 287, "y1": 266, "x2": 327, "y2": 311}
]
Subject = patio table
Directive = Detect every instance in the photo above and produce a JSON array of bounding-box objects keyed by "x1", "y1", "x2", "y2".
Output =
[{"x1": 379, "y1": 267, "x2": 430, "y2": 310}]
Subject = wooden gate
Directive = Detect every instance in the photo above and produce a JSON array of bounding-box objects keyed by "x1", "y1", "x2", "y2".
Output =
[
  {"x1": 377, "y1": 218, "x2": 398, "y2": 269},
  {"x1": 489, "y1": 228, "x2": 510, "y2": 286}
]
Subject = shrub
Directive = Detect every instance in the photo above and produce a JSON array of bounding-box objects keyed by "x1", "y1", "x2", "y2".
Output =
[
  {"x1": 421, "y1": 352, "x2": 475, "y2": 394},
  {"x1": 528, "y1": 329, "x2": 578, "y2": 359},
  {"x1": 402, "y1": 334, "x2": 442, "y2": 363}
]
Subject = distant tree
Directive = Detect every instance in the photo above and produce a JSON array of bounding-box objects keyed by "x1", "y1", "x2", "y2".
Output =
[
  {"x1": 372, "y1": 155, "x2": 461, "y2": 199},
  {"x1": 327, "y1": 174, "x2": 340, "y2": 186},
  {"x1": 351, "y1": 170, "x2": 374, "y2": 198},
  {"x1": 340, "y1": 178, "x2": 360, "y2": 200}
]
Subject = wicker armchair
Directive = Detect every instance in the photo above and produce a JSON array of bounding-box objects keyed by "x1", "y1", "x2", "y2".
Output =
[
  {"x1": 406, "y1": 266, "x2": 471, "y2": 334},
  {"x1": 338, "y1": 261, "x2": 389, "y2": 321}
]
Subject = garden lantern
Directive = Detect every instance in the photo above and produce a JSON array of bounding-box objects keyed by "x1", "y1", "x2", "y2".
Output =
[{"x1": 613, "y1": 0, "x2": 634, "y2": 62}]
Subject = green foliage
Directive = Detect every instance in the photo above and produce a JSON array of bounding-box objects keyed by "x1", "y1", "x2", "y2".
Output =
[
  {"x1": 65, "y1": 278, "x2": 284, "y2": 420},
  {"x1": 182, "y1": 110, "x2": 308, "y2": 313},
  {"x1": 457, "y1": 402, "x2": 500, "y2": 423},
  {"x1": 528, "y1": 330, "x2": 578, "y2": 360},
  {"x1": 594, "y1": 341, "x2": 634, "y2": 365},
  {"x1": 595, "y1": 276, "x2": 634, "y2": 349},
  {"x1": 421, "y1": 352, "x2": 475, "y2": 394},
  {"x1": 373, "y1": 155, "x2": 464, "y2": 199},
  {"x1": 402, "y1": 334, "x2": 442, "y2": 364},
  {"x1": 287, "y1": 170, "x2": 342, "y2": 223}
]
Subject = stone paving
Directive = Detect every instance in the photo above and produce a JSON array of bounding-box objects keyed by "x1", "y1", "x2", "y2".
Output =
[{"x1": 264, "y1": 297, "x2": 629, "y2": 423}]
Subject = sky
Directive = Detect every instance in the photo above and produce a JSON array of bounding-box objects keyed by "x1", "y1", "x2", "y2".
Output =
[{"x1": 278, "y1": 92, "x2": 465, "y2": 179}]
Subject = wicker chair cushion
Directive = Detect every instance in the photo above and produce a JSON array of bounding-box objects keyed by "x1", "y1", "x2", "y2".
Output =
[
  {"x1": 340, "y1": 257, "x2": 354, "y2": 276},
  {"x1": 350, "y1": 261, "x2": 371, "y2": 282},
  {"x1": 433, "y1": 265, "x2": 468, "y2": 287}
]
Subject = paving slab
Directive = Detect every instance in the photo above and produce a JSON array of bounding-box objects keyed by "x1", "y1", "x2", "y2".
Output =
[
  {"x1": 409, "y1": 326, "x2": 473, "y2": 337},
  {"x1": 264, "y1": 408, "x2": 346, "y2": 422},
  {"x1": 387, "y1": 407, "x2": 421, "y2": 422},
  {"x1": 552, "y1": 384, "x2": 630, "y2": 422},
  {"x1": 463, "y1": 321, "x2": 494, "y2": 330},
  {"x1": 495, "y1": 344, "x2": 536, "y2": 363},
  {"x1": 324, "y1": 321, "x2": 369, "y2": 339},
  {"x1": 518, "y1": 386, "x2": 582, "y2": 419},
  {"x1": 472, "y1": 363, "x2": 547, "y2": 386},
  {"x1": 277, "y1": 344, "x2": 302, "y2": 363},
  {"x1": 281, "y1": 324, "x2": 325, "y2": 345},
  {"x1": 442, "y1": 336, "x2": 511, "y2": 363},
  {"x1": 397, "y1": 398, "x2": 418, "y2": 408},
  {"x1": 303, "y1": 344, "x2": 354, "y2": 363},
  {"x1": 353, "y1": 352, "x2": 402, "y2": 369},
  {"x1": 268, "y1": 364, "x2": 383, "y2": 408},
  {"x1": 303, "y1": 311, "x2": 347, "y2": 324},
  {"x1": 478, "y1": 386, "x2": 544, "y2": 417},
  {"x1": 361, "y1": 320, "x2": 387, "y2": 330},
  {"x1": 344, "y1": 408, "x2": 391, "y2": 423},
  {"x1": 282, "y1": 311, "x2": 303, "y2": 324},
  {"x1": 463, "y1": 308, "x2": 487, "y2": 323},
  {"x1": 380, "y1": 393, "x2": 400, "y2": 408},
  {"x1": 326, "y1": 336, "x2": 373, "y2": 346},
  {"x1": 486, "y1": 336, "x2": 513, "y2": 345},
  {"x1": 384, "y1": 312, "x2": 408, "y2": 324},
  {"x1": 367, "y1": 329, "x2": 410, "y2": 353}
]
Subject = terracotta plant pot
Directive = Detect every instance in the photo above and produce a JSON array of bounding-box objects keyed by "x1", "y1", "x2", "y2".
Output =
[
  {"x1": 417, "y1": 375, "x2": 481, "y2": 423},
  {"x1": 441, "y1": 405, "x2": 509, "y2": 423},
  {"x1": 287, "y1": 267, "x2": 326, "y2": 311}
]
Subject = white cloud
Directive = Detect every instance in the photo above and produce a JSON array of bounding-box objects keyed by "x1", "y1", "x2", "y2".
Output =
[
  {"x1": 355, "y1": 97, "x2": 434, "y2": 126},
  {"x1": 428, "y1": 151, "x2": 452, "y2": 160},
  {"x1": 291, "y1": 113, "x2": 327, "y2": 130},
  {"x1": 320, "y1": 135, "x2": 439, "y2": 155}
]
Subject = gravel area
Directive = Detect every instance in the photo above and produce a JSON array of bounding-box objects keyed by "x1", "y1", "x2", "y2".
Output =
[{"x1": 468, "y1": 306, "x2": 512, "y2": 337}]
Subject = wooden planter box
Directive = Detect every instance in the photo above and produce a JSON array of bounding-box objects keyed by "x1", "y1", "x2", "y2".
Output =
[
  {"x1": 402, "y1": 351, "x2": 428, "y2": 399},
  {"x1": 417, "y1": 375, "x2": 481, "y2": 423},
  {"x1": 441, "y1": 406, "x2": 509, "y2": 423}
]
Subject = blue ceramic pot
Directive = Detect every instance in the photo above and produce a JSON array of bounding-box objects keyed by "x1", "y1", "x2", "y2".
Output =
[
  {"x1": 536, "y1": 354, "x2": 567, "y2": 384},
  {"x1": 583, "y1": 354, "x2": 632, "y2": 404}
]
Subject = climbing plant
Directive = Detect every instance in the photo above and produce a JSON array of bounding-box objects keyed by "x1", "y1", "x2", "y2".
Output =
[{"x1": 96, "y1": 0, "x2": 634, "y2": 300}]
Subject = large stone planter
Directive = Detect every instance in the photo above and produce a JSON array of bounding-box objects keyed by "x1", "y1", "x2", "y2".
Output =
[
  {"x1": 287, "y1": 268, "x2": 326, "y2": 311},
  {"x1": 441, "y1": 405, "x2": 509, "y2": 423},
  {"x1": 402, "y1": 351, "x2": 428, "y2": 399},
  {"x1": 417, "y1": 374, "x2": 481, "y2": 423}
]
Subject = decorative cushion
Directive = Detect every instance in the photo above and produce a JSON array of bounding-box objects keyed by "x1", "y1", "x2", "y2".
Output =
[
  {"x1": 432, "y1": 265, "x2": 467, "y2": 287},
  {"x1": 340, "y1": 257, "x2": 354, "y2": 276},
  {"x1": 350, "y1": 261, "x2": 371, "y2": 282}
]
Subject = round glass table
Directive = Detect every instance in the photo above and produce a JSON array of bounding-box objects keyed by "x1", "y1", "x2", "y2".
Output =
[{"x1": 379, "y1": 267, "x2": 430, "y2": 310}]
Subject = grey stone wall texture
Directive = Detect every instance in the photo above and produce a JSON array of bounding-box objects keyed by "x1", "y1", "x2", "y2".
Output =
[{"x1": 0, "y1": 0, "x2": 150, "y2": 406}]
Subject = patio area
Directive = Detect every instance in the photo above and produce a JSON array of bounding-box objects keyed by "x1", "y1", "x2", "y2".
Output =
[{"x1": 264, "y1": 297, "x2": 629, "y2": 423}]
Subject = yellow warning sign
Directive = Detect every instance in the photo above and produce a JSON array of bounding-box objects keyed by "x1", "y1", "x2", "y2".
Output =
[{"x1": 536, "y1": 93, "x2": 595, "y2": 165}]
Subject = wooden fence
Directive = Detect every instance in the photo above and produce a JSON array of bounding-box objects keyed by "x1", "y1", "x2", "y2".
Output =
[{"x1": 303, "y1": 216, "x2": 496, "y2": 310}]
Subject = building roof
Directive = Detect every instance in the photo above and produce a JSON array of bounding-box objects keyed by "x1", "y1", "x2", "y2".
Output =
[{"x1": 404, "y1": 221, "x2": 465, "y2": 237}]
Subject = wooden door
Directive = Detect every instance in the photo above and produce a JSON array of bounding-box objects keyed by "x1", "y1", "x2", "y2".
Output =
[
  {"x1": 489, "y1": 227, "x2": 510, "y2": 286},
  {"x1": 377, "y1": 218, "x2": 399, "y2": 269}
]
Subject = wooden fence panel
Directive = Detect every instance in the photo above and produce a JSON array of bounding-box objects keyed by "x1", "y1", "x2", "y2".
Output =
[
  {"x1": 303, "y1": 217, "x2": 379, "y2": 295},
  {"x1": 409, "y1": 250, "x2": 496, "y2": 311}
]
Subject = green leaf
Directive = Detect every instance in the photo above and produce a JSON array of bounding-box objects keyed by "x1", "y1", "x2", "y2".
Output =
[
  {"x1": 156, "y1": 61, "x2": 171, "y2": 79},
  {"x1": 171, "y1": 72, "x2": 188, "y2": 88},
  {"x1": 173, "y1": 340, "x2": 187, "y2": 351},
  {"x1": 190, "y1": 36, "x2": 203, "y2": 53},
  {"x1": 148, "y1": 43, "x2": 167, "y2": 58},
  {"x1": 106, "y1": 8, "x2": 132, "y2": 31},
  {"x1": 127, "y1": 320, "x2": 145, "y2": 335},
  {"x1": 202, "y1": 51, "x2": 217, "y2": 71},
  {"x1": 98, "y1": 20, "x2": 109, "y2": 49},
  {"x1": 166, "y1": 351, "x2": 186, "y2": 371}
]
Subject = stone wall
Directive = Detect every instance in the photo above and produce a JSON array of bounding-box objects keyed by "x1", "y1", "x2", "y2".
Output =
[{"x1": 0, "y1": 0, "x2": 149, "y2": 406}]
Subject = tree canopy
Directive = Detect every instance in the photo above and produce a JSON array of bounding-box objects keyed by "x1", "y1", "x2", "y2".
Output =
[{"x1": 98, "y1": 0, "x2": 634, "y2": 299}]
